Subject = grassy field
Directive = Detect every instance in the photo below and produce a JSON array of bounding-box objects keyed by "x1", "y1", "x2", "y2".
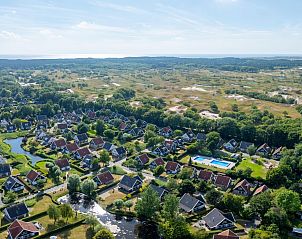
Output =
[{"x1": 236, "y1": 158, "x2": 268, "y2": 179}]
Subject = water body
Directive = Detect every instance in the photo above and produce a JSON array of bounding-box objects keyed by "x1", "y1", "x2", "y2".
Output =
[{"x1": 4, "y1": 137, "x2": 44, "y2": 165}]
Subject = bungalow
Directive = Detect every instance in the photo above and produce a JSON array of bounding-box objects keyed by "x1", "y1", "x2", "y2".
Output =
[
  {"x1": 238, "y1": 141, "x2": 254, "y2": 153},
  {"x1": 26, "y1": 170, "x2": 46, "y2": 186},
  {"x1": 253, "y1": 184, "x2": 269, "y2": 196},
  {"x1": 74, "y1": 147, "x2": 91, "y2": 160},
  {"x1": 56, "y1": 123, "x2": 68, "y2": 133},
  {"x1": 36, "y1": 114, "x2": 48, "y2": 122},
  {"x1": 182, "y1": 165, "x2": 198, "y2": 178},
  {"x1": 0, "y1": 163, "x2": 11, "y2": 178},
  {"x1": 136, "y1": 154, "x2": 150, "y2": 166},
  {"x1": 203, "y1": 208, "x2": 235, "y2": 230},
  {"x1": 0, "y1": 119, "x2": 9, "y2": 128},
  {"x1": 74, "y1": 133, "x2": 89, "y2": 146},
  {"x1": 4, "y1": 176, "x2": 24, "y2": 192},
  {"x1": 50, "y1": 138, "x2": 66, "y2": 150},
  {"x1": 62, "y1": 142, "x2": 79, "y2": 154},
  {"x1": 20, "y1": 122, "x2": 31, "y2": 131},
  {"x1": 214, "y1": 175, "x2": 232, "y2": 190},
  {"x1": 232, "y1": 179, "x2": 251, "y2": 196},
  {"x1": 152, "y1": 146, "x2": 169, "y2": 157},
  {"x1": 93, "y1": 171, "x2": 114, "y2": 186},
  {"x1": 55, "y1": 158, "x2": 70, "y2": 171},
  {"x1": 213, "y1": 229, "x2": 239, "y2": 239},
  {"x1": 196, "y1": 133, "x2": 207, "y2": 142},
  {"x1": 256, "y1": 143, "x2": 272, "y2": 157},
  {"x1": 103, "y1": 142, "x2": 116, "y2": 152},
  {"x1": 165, "y1": 161, "x2": 181, "y2": 174},
  {"x1": 179, "y1": 193, "x2": 205, "y2": 213},
  {"x1": 164, "y1": 139, "x2": 177, "y2": 152},
  {"x1": 3, "y1": 203, "x2": 29, "y2": 221},
  {"x1": 128, "y1": 127, "x2": 144, "y2": 138},
  {"x1": 35, "y1": 131, "x2": 47, "y2": 141},
  {"x1": 198, "y1": 170, "x2": 215, "y2": 183},
  {"x1": 149, "y1": 157, "x2": 165, "y2": 170},
  {"x1": 223, "y1": 139, "x2": 238, "y2": 153},
  {"x1": 272, "y1": 147, "x2": 283, "y2": 160},
  {"x1": 150, "y1": 184, "x2": 168, "y2": 201},
  {"x1": 159, "y1": 126, "x2": 173, "y2": 138},
  {"x1": 41, "y1": 136, "x2": 55, "y2": 146},
  {"x1": 119, "y1": 122, "x2": 131, "y2": 132},
  {"x1": 8, "y1": 219, "x2": 39, "y2": 239},
  {"x1": 81, "y1": 156, "x2": 97, "y2": 170},
  {"x1": 136, "y1": 119, "x2": 147, "y2": 128},
  {"x1": 182, "y1": 130, "x2": 196, "y2": 143},
  {"x1": 36, "y1": 123, "x2": 48, "y2": 130},
  {"x1": 119, "y1": 175, "x2": 143, "y2": 192},
  {"x1": 6, "y1": 124, "x2": 16, "y2": 133},
  {"x1": 89, "y1": 137, "x2": 104, "y2": 150},
  {"x1": 111, "y1": 146, "x2": 127, "y2": 160}
]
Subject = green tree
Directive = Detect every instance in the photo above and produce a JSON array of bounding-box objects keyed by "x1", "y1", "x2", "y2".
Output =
[
  {"x1": 47, "y1": 205, "x2": 61, "y2": 223},
  {"x1": 60, "y1": 204, "x2": 73, "y2": 222},
  {"x1": 159, "y1": 215, "x2": 191, "y2": 239},
  {"x1": 178, "y1": 179, "x2": 196, "y2": 195},
  {"x1": 220, "y1": 193, "x2": 244, "y2": 215},
  {"x1": 81, "y1": 179, "x2": 97, "y2": 199},
  {"x1": 247, "y1": 145, "x2": 257, "y2": 156},
  {"x1": 162, "y1": 194, "x2": 179, "y2": 221},
  {"x1": 96, "y1": 120, "x2": 105, "y2": 135},
  {"x1": 274, "y1": 188, "x2": 301, "y2": 214},
  {"x1": 135, "y1": 186, "x2": 160, "y2": 220},
  {"x1": 153, "y1": 165, "x2": 165, "y2": 176},
  {"x1": 93, "y1": 228, "x2": 114, "y2": 239},
  {"x1": 124, "y1": 200, "x2": 133, "y2": 211},
  {"x1": 67, "y1": 174, "x2": 81, "y2": 194},
  {"x1": 263, "y1": 207, "x2": 289, "y2": 228},
  {"x1": 99, "y1": 150, "x2": 110, "y2": 166},
  {"x1": 113, "y1": 199, "x2": 124, "y2": 210},
  {"x1": 103, "y1": 129, "x2": 115, "y2": 139},
  {"x1": 85, "y1": 215, "x2": 99, "y2": 231},
  {"x1": 205, "y1": 189, "x2": 223, "y2": 206},
  {"x1": 248, "y1": 191, "x2": 273, "y2": 218},
  {"x1": 77, "y1": 122, "x2": 89, "y2": 134},
  {"x1": 206, "y1": 131, "x2": 220, "y2": 151}
]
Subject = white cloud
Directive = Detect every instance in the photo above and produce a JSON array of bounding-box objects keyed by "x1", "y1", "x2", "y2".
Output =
[
  {"x1": 39, "y1": 29, "x2": 63, "y2": 38},
  {"x1": 0, "y1": 30, "x2": 21, "y2": 39},
  {"x1": 91, "y1": 1, "x2": 146, "y2": 14},
  {"x1": 75, "y1": 21, "x2": 130, "y2": 33}
]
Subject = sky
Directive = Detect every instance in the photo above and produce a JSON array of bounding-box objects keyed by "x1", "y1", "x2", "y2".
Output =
[{"x1": 0, "y1": 0, "x2": 302, "y2": 57}]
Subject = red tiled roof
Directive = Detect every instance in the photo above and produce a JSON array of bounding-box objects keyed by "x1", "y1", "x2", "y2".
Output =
[
  {"x1": 213, "y1": 229, "x2": 239, "y2": 239},
  {"x1": 57, "y1": 123, "x2": 67, "y2": 129},
  {"x1": 153, "y1": 157, "x2": 165, "y2": 166},
  {"x1": 55, "y1": 159, "x2": 70, "y2": 168},
  {"x1": 54, "y1": 138, "x2": 66, "y2": 147},
  {"x1": 97, "y1": 171, "x2": 114, "y2": 184},
  {"x1": 66, "y1": 143, "x2": 79, "y2": 152},
  {"x1": 253, "y1": 184, "x2": 269, "y2": 196},
  {"x1": 162, "y1": 127, "x2": 172, "y2": 133},
  {"x1": 26, "y1": 170, "x2": 39, "y2": 182},
  {"x1": 165, "y1": 161, "x2": 180, "y2": 171},
  {"x1": 233, "y1": 179, "x2": 251, "y2": 193},
  {"x1": 91, "y1": 137, "x2": 104, "y2": 146},
  {"x1": 198, "y1": 170, "x2": 214, "y2": 181},
  {"x1": 215, "y1": 175, "x2": 231, "y2": 187},
  {"x1": 8, "y1": 220, "x2": 38, "y2": 239},
  {"x1": 138, "y1": 154, "x2": 149, "y2": 165},
  {"x1": 76, "y1": 147, "x2": 91, "y2": 157}
]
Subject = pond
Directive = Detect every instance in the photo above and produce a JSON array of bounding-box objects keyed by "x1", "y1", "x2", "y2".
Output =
[
  {"x1": 4, "y1": 137, "x2": 44, "y2": 165},
  {"x1": 58, "y1": 194, "x2": 159, "y2": 239}
]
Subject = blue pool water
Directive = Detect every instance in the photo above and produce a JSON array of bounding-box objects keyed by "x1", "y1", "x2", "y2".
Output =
[
  {"x1": 210, "y1": 160, "x2": 230, "y2": 167},
  {"x1": 194, "y1": 156, "x2": 206, "y2": 162}
]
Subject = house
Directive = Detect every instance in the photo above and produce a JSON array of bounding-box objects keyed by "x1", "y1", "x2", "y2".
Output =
[
  {"x1": 119, "y1": 175, "x2": 143, "y2": 192},
  {"x1": 6, "y1": 124, "x2": 16, "y2": 133},
  {"x1": 111, "y1": 146, "x2": 127, "y2": 160},
  {"x1": 87, "y1": 111, "x2": 96, "y2": 119},
  {"x1": 293, "y1": 228, "x2": 302, "y2": 237},
  {"x1": 159, "y1": 126, "x2": 173, "y2": 138},
  {"x1": 89, "y1": 137, "x2": 104, "y2": 150},
  {"x1": 272, "y1": 147, "x2": 283, "y2": 160},
  {"x1": 150, "y1": 184, "x2": 168, "y2": 201},
  {"x1": 181, "y1": 130, "x2": 196, "y2": 143},
  {"x1": 103, "y1": 142, "x2": 116, "y2": 152},
  {"x1": 119, "y1": 122, "x2": 131, "y2": 131},
  {"x1": 149, "y1": 157, "x2": 165, "y2": 170},
  {"x1": 198, "y1": 170, "x2": 215, "y2": 182},
  {"x1": 128, "y1": 127, "x2": 144, "y2": 138},
  {"x1": 93, "y1": 171, "x2": 114, "y2": 186},
  {"x1": 165, "y1": 161, "x2": 181, "y2": 174},
  {"x1": 62, "y1": 142, "x2": 79, "y2": 154},
  {"x1": 20, "y1": 122, "x2": 31, "y2": 131},
  {"x1": 36, "y1": 114, "x2": 48, "y2": 122},
  {"x1": 152, "y1": 146, "x2": 169, "y2": 157},
  {"x1": 214, "y1": 175, "x2": 232, "y2": 190},
  {"x1": 74, "y1": 147, "x2": 91, "y2": 160},
  {"x1": 256, "y1": 143, "x2": 272, "y2": 157},
  {"x1": 81, "y1": 156, "x2": 97, "y2": 170},
  {"x1": 0, "y1": 119, "x2": 9, "y2": 128},
  {"x1": 196, "y1": 133, "x2": 207, "y2": 142},
  {"x1": 55, "y1": 158, "x2": 70, "y2": 171},
  {"x1": 8, "y1": 219, "x2": 39, "y2": 239},
  {"x1": 203, "y1": 208, "x2": 235, "y2": 230},
  {"x1": 50, "y1": 138, "x2": 66, "y2": 150},
  {"x1": 182, "y1": 166, "x2": 198, "y2": 178},
  {"x1": 41, "y1": 136, "x2": 55, "y2": 146},
  {"x1": 253, "y1": 184, "x2": 269, "y2": 196},
  {"x1": 3, "y1": 203, "x2": 29, "y2": 221},
  {"x1": 56, "y1": 123, "x2": 68, "y2": 133},
  {"x1": 74, "y1": 133, "x2": 89, "y2": 145},
  {"x1": 164, "y1": 139, "x2": 177, "y2": 152},
  {"x1": 238, "y1": 141, "x2": 254, "y2": 153},
  {"x1": 223, "y1": 139, "x2": 238, "y2": 153},
  {"x1": 179, "y1": 193, "x2": 205, "y2": 213},
  {"x1": 136, "y1": 154, "x2": 149, "y2": 165},
  {"x1": 136, "y1": 119, "x2": 147, "y2": 128},
  {"x1": 4, "y1": 176, "x2": 24, "y2": 192},
  {"x1": 213, "y1": 229, "x2": 239, "y2": 239},
  {"x1": 26, "y1": 170, "x2": 46, "y2": 186},
  {"x1": 232, "y1": 179, "x2": 251, "y2": 196},
  {"x1": 0, "y1": 163, "x2": 11, "y2": 178},
  {"x1": 35, "y1": 131, "x2": 47, "y2": 141},
  {"x1": 36, "y1": 123, "x2": 48, "y2": 130}
]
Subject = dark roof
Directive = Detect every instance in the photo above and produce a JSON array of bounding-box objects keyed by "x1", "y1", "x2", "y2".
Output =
[
  {"x1": 161, "y1": 126, "x2": 172, "y2": 133},
  {"x1": 152, "y1": 157, "x2": 165, "y2": 166},
  {"x1": 55, "y1": 158, "x2": 70, "y2": 168},
  {"x1": 96, "y1": 171, "x2": 114, "y2": 184},
  {"x1": 4, "y1": 176, "x2": 23, "y2": 190},
  {"x1": 233, "y1": 179, "x2": 251, "y2": 193},
  {"x1": 203, "y1": 208, "x2": 235, "y2": 229},
  {"x1": 76, "y1": 147, "x2": 91, "y2": 157},
  {"x1": 179, "y1": 193, "x2": 203, "y2": 212},
  {"x1": 53, "y1": 138, "x2": 66, "y2": 147},
  {"x1": 239, "y1": 141, "x2": 254, "y2": 150},
  {"x1": 225, "y1": 139, "x2": 238, "y2": 148},
  {"x1": 196, "y1": 133, "x2": 207, "y2": 141},
  {"x1": 150, "y1": 184, "x2": 167, "y2": 198},
  {"x1": 137, "y1": 154, "x2": 149, "y2": 165},
  {"x1": 257, "y1": 143, "x2": 271, "y2": 153},
  {"x1": 65, "y1": 143, "x2": 79, "y2": 152},
  {"x1": 26, "y1": 170, "x2": 40, "y2": 181},
  {"x1": 272, "y1": 146, "x2": 283, "y2": 155},
  {"x1": 75, "y1": 133, "x2": 88, "y2": 141},
  {"x1": 90, "y1": 137, "x2": 104, "y2": 146},
  {"x1": 8, "y1": 220, "x2": 38, "y2": 239},
  {"x1": 120, "y1": 175, "x2": 142, "y2": 189},
  {"x1": 36, "y1": 115, "x2": 47, "y2": 121},
  {"x1": 215, "y1": 175, "x2": 231, "y2": 188},
  {"x1": 165, "y1": 161, "x2": 180, "y2": 171},
  {"x1": 103, "y1": 142, "x2": 114, "y2": 151},
  {"x1": 198, "y1": 170, "x2": 214, "y2": 181},
  {"x1": 57, "y1": 123, "x2": 68, "y2": 129},
  {"x1": 0, "y1": 164, "x2": 11, "y2": 174},
  {"x1": 114, "y1": 146, "x2": 126, "y2": 155},
  {"x1": 4, "y1": 202, "x2": 29, "y2": 219}
]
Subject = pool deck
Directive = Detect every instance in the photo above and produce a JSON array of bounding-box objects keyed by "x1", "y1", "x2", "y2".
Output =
[{"x1": 192, "y1": 156, "x2": 235, "y2": 170}]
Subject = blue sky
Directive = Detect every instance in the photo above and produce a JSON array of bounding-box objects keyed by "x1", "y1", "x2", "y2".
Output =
[{"x1": 0, "y1": 0, "x2": 302, "y2": 56}]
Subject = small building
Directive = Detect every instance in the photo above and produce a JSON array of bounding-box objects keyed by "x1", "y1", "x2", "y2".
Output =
[
  {"x1": 232, "y1": 179, "x2": 251, "y2": 196},
  {"x1": 118, "y1": 175, "x2": 143, "y2": 193},
  {"x1": 203, "y1": 208, "x2": 235, "y2": 230},
  {"x1": 0, "y1": 163, "x2": 11, "y2": 178},
  {"x1": 6, "y1": 124, "x2": 16, "y2": 133},
  {"x1": 93, "y1": 171, "x2": 114, "y2": 186},
  {"x1": 8, "y1": 219, "x2": 39, "y2": 239},
  {"x1": 50, "y1": 138, "x2": 66, "y2": 150},
  {"x1": 62, "y1": 142, "x2": 79, "y2": 154},
  {"x1": 213, "y1": 229, "x2": 239, "y2": 239},
  {"x1": 223, "y1": 139, "x2": 238, "y2": 153},
  {"x1": 149, "y1": 184, "x2": 168, "y2": 201},
  {"x1": 253, "y1": 184, "x2": 269, "y2": 196},
  {"x1": 128, "y1": 127, "x2": 144, "y2": 138},
  {"x1": 272, "y1": 147, "x2": 283, "y2": 160},
  {"x1": 196, "y1": 133, "x2": 207, "y2": 142},
  {"x1": 179, "y1": 193, "x2": 205, "y2": 213},
  {"x1": 182, "y1": 130, "x2": 196, "y2": 143},
  {"x1": 20, "y1": 122, "x2": 31, "y2": 131},
  {"x1": 102, "y1": 142, "x2": 116, "y2": 152},
  {"x1": 111, "y1": 146, "x2": 127, "y2": 160},
  {"x1": 256, "y1": 143, "x2": 272, "y2": 157},
  {"x1": 136, "y1": 154, "x2": 149, "y2": 165},
  {"x1": 56, "y1": 123, "x2": 68, "y2": 133},
  {"x1": 26, "y1": 170, "x2": 46, "y2": 186},
  {"x1": 198, "y1": 170, "x2": 215, "y2": 183},
  {"x1": 149, "y1": 157, "x2": 165, "y2": 170},
  {"x1": 3, "y1": 202, "x2": 29, "y2": 221},
  {"x1": 159, "y1": 126, "x2": 173, "y2": 138},
  {"x1": 4, "y1": 176, "x2": 24, "y2": 192},
  {"x1": 214, "y1": 175, "x2": 232, "y2": 190},
  {"x1": 152, "y1": 146, "x2": 169, "y2": 157},
  {"x1": 89, "y1": 137, "x2": 105, "y2": 150},
  {"x1": 74, "y1": 133, "x2": 89, "y2": 145},
  {"x1": 238, "y1": 141, "x2": 254, "y2": 153},
  {"x1": 164, "y1": 139, "x2": 177, "y2": 152},
  {"x1": 55, "y1": 158, "x2": 70, "y2": 171},
  {"x1": 74, "y1": 147, "x2": 91, "y2": 160},
  {"x1": 165, "y1": 161, "x2": 181, "y2": 174}
]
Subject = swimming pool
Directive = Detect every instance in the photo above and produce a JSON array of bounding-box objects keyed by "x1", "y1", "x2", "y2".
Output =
[
  {"x1": 210, "y1": 160, "x2": 230, "y2": 167},
  {"x1": 194, "y1": 156, "x2": 207, "y2": 162}
]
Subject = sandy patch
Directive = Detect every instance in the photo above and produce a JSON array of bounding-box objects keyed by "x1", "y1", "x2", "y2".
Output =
[
  {"x1": 168, "y1": 105, "x2": 187, "y2": 113},
  {"x1": 112, "y1": 82, "x2": 120, "y2": 86},
  {"x1": 226, "y1": 94, "x2": 249, "y2": 101},
  {"x1": 182, "y1": 86, "x2": 209, "y2": 92},
  {"x1": 199, "y1": 110, "x2": 221, "y2": 120},
  {"x1": 171, "y1": 98, "x2": 182, "y2": 103},
  {"x1": 130, "y1": 101, "x2": 142, "y2": 107}
]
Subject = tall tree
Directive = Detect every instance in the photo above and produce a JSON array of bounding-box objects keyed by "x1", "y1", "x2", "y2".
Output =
[
  {"x1": 93, "y1": 228, "x2": 115, "y2": 239},
  {"x1": 67, "y1": 174, "x2": 81, "y2": 194},
  {"x1": 60, "y1": 204, "x2": 73, "y2": 222},
  {"x1": 81, "y1": 179, "x2": 97, "y2": 199},
  {"x1": 47, "y1": 205, "x2": 61, "y2": 223}
]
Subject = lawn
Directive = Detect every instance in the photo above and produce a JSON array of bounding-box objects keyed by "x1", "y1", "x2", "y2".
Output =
[
  {"x1": 108, "y1": 165, "x2": 126, "y2": 175},
  {"x1": 236, "y1": 158, "x2": 268, "y2": 179}
]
